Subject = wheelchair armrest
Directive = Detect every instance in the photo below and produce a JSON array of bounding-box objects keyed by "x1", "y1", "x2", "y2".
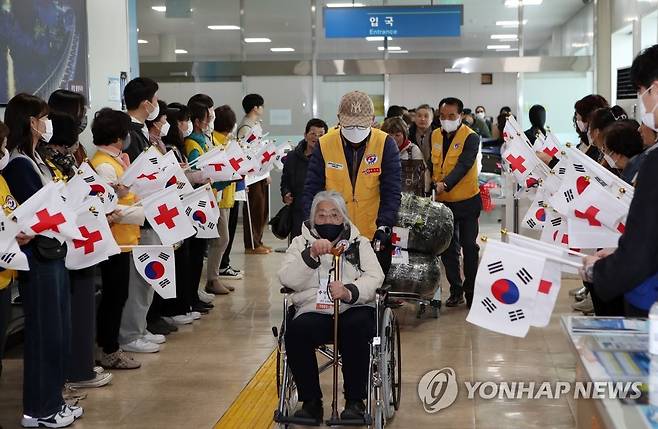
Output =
[
  {"x1": 375, "y1": 284, "x2": 392, "y2": 296},
  {"x1": 280, "y1": 286, "x2": 295, "y2": 294}
]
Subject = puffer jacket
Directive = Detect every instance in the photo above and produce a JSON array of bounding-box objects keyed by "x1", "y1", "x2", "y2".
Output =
[{"x1": 278, "y1": 221, "x2": 385, "y2": 318}]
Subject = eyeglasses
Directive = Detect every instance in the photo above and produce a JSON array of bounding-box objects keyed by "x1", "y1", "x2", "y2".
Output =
[{"x1": 342, "y1": 125, "x2": 369, "y2": 130}]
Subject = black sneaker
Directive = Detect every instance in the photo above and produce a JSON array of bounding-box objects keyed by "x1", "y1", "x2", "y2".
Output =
[
  {"x1": 340, "y1": 399, "x2": 366, "y2": 421},
  {"x1": 191, "y1": 303, "x2": 210, "y2": 314},
  {"x1": 293, "y1": 399, "x2": 323, "y2": 424},
  {"x1": 159, "y1": 317, "x2": 178, "y2": 333},
  {"x1": 445, "y1": 295, "x2": 465, "y2": 307},
  {"x1": 147, "y1": 318, "x2": 173, "y2": 336},
  {"x1": 218, "y1": 266, "x2": 243, "y2": 280},
  {"x1": 198, "y1": 301, "x2": 214, "y2": 309}
]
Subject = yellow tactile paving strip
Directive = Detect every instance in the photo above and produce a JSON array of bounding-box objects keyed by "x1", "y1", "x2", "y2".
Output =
[{"x1": 214, "y1": 349, "x2": 278, "y2": 429}]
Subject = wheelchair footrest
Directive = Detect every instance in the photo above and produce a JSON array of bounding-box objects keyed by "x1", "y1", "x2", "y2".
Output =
[
  {"x1": 274, "y1": 410, "x2": 322, "y2": 426},
  {"x1": 325, "y1": 415, "x2": 371, "y2": 426}
]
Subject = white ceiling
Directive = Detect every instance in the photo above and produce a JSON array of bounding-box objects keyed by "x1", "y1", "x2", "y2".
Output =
[{"x1": 136, "y1": 0, "x2": 588, "y2": 62}]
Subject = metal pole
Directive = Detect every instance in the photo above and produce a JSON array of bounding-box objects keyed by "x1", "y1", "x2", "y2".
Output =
[
  {"x1": 311, "y1": 0, "x2": 319, "y2": 117},
  {"x1": 513, "y1": 3, "x2": 525, "y2": 234},
  {"x1": 245, "y1": 187, "x2": 256, "y2": 250}
]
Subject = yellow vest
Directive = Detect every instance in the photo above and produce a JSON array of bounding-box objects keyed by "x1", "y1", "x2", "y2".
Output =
[
  {"x1": 211, "y1": 131, "x2": 236, "y2": 209},
  {"x1": 90, "y1": 151, "x2": 140, "y2": 250},
  {"x1": 319, "y1": 128, "x2": 387, "y2": 239},
  {"x1": 0, "y1": 176, "x2": 16, "y2": 290},
  {"x1": 184, "y1": 138, "x2": 205, "y2": 161},
  {"x1": 431, "y1": 125, "x2": 480, "y2": 203}
]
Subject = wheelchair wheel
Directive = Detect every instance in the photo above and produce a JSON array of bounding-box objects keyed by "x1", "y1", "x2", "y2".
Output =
[{"x1": 379, "y1": 307, "x2": 401, "y2": 420}]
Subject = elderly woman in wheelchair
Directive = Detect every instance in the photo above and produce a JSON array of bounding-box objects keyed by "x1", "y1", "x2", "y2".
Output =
[{"x1": 277, "y1": 191, "x2": 385, "y2": 425}]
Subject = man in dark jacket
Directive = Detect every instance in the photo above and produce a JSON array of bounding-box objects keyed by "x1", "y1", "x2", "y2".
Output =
[
  {"x1": 123, "y1": 77, "x2": 159, "y2": 162},
  {"x1": 303, "y1": 91, "x2": 401, "y2": 273},
  {"x1": 281, "y1": 118, "x2": 328, "y2": 239}
]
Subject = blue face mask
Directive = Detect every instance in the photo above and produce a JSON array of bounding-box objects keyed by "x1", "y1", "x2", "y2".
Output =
[{"x1": 315, "y1": 224, "x2": 343, "y2": 242}]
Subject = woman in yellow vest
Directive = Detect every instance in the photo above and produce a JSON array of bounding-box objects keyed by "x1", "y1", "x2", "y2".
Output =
[
  {"x1": 210, "y1": 105, "x2": 241, "y2": 279},
  {"x1": 185, "y1": 102, "x2": 233, "y2": 296},
  {"x1": 90, "y1": 108, "x2": 144, "y2": 370},
  {"x1": 431, "y1": 97, "x2": 482, "y2": 309}
]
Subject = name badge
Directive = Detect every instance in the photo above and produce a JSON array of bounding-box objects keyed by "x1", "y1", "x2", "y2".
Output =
[
  {"x1": 327, "y1": 161, "x2": 344, "y2": 170},
  {"x1": 316, "y1": 276, "x2": 333, "y2": 310}
]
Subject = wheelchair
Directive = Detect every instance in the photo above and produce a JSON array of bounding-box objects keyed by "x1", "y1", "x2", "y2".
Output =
[{"x1": 272, "y1": 285, "x2": 401, "y2": 428}]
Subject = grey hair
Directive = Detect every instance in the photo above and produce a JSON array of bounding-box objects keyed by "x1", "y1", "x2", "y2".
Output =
[{"x1": 309, "y1": 190, "x2": 350, "y2": 229}]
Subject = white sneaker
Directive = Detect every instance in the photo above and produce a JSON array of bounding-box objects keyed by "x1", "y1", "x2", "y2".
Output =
[
  {"x1": 187, "y1": 311, "x2": 201, "y2": 320},
  {"x1": 21, "y1": 409, "x2": 74, "y2": 428},
  {"x1": 162, "y1": 315, "x2": 194, "y2": 325},
  {"x1": 61, "y1": 404, "x2": 83, "y2": 419},
  {"x1": 198, "y1": 289, "x2": 215, "y2": 304},
  {"x1": 121, "y1": 338, "x2": 160, "y2": 353},
  {"x1": 143, "y1": 331, "x2": 166, "y2": 344}
]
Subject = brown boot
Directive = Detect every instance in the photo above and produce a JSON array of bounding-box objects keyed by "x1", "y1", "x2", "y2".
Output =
[
  {"x1": 205, "y1": 280, "x2": 230, "y2": 295},
  {"x1": 245, "y1": 246, "x2": 270, "y2": 255}
]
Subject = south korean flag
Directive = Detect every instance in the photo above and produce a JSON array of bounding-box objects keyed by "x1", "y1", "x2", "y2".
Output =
[
  {"x1": 132, "y1": 245, "x2": 176, "y2": 299},
  {"x1": 521, "y1": 189, "x2": 548, "y2": 230},
  {"x1": 180, "y1": 186, "x2": 220, "y2": 239},
  {"x1": 466, "y1": 240, "x2": 546, "y2": 338},
  {"x1": 64, "y1": 162, "x2": 119, "y2": 213},
  {"x1": 0, "y1": 211, "x2": 29, "y2": 271}
]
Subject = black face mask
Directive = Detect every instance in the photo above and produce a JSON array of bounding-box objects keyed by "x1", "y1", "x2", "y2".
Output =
[{"x1": 315, "y1": 224, "x2": 343, "y2": 242}]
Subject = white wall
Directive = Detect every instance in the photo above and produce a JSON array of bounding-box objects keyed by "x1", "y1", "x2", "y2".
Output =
[
  {"x1": 80, "y1": 0, "x2": 131, "y2": 153},
  {"x1": 389, "y1": 73, "x2": 518, "y2": 116},
  {"x1": 157, "y1": 81, "x2": 244, "y2": 115}
]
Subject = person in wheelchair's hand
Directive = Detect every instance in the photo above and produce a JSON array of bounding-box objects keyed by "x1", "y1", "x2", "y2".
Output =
[{"x1": 278, "y1": 191, "x2": 385, "y2": 424}]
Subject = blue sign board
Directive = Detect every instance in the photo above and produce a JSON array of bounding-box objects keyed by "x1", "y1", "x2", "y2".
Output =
[{"x1": 323, "y1": 5, "x2": 463, "y2": 38}]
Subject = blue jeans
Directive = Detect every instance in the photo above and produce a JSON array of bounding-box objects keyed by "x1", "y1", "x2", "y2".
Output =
[{"x1": 18, "y1": 254, "x2": 70, "y2": 417}]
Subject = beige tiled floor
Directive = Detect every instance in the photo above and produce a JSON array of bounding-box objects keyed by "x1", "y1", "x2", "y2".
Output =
[{"x1": 0, "y1": 225, "x2": 581, "y2": 429}]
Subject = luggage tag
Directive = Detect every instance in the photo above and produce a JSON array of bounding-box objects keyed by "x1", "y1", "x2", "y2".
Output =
[{"x1": 316, "y1": 273, "x2": 333, "y2": 310}]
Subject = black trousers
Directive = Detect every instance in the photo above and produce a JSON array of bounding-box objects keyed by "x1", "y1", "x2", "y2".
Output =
[
  {"x1": 160, "y1": 239, "x2": 193, "y2": 316},
  {"x1": 440, "y1": 195, "x2": 482, "y2": 301},
  {"x1": 189, "y1": 238, "x2": 207, "y2": 305},
  {"x1": 285, "y1": 306, "x2": 375, "y2": 402},
  {"x1": 19, "y1": 255, "x2": 70, "y2": 418},
  {"x1": 97, "y1": 252, "x2": 131, "y2": 354},
  {"x1": 220, "y1": 202, "x2": 240, "y2": 270},
  {"x1": 0, "y1": 283, "x2": 11, "y2": 377},
  {"x1": 585, "y1": 281, "x2": 625, "y2": 316},
  {"x1": 67, "y1": 268, "x2": 96, "y2": 382}
]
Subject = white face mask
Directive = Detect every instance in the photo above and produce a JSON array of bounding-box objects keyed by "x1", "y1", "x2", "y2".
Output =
[
  {"x1": 146, "y1": 100, "x2": 160, "y2": 121},
  {"x1": 0, "y1": 147, "x2": 9, "y2": 170},
  {"x1": 341, "y1": 126, "x2": 371, "y2": 143},
  {"x1": 440, "y1": 118, "x2": 461, "y2": 134},
  {"x1": 639, "y1": 84, "x2": 658, "y2": 131},
  {"x1": 206, "y1": 109, "x2": 215, "y2": 134},
  {"x1": 40, "y1": 118, "x2": 53, "y2": 143},
  {"x1": 586, "y1": 130, "x2": 594, "y2": 146},
  {"x1": 476, "y1": 112, "x2": 485, "y2": 119},
  {"x1": 183, "y1": 120, "x2": 193, "y2": 137},
  {"x1": 159, "y1": 121, "x2": 170, "y2": 137},
  {"x1": 576, "y1": 119, "x2": 588, "y2": 133}
]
